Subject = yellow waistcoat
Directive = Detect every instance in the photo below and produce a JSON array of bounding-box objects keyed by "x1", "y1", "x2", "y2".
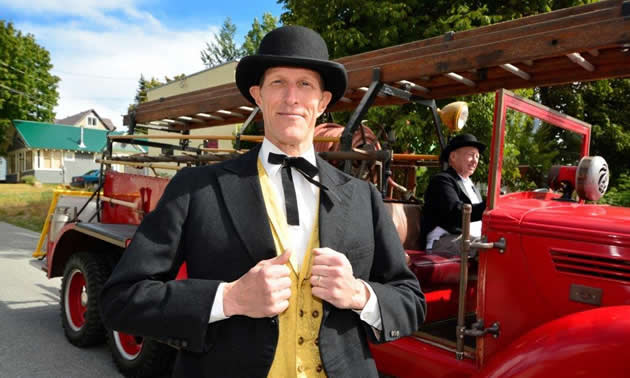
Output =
[{"x1": 257, "y1": 159, "x2": 326, "y2": 378}]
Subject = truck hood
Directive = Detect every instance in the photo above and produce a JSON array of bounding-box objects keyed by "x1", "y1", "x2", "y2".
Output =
[{"x1": 488, "y1": 196, "x2": 630, "y2": 248}]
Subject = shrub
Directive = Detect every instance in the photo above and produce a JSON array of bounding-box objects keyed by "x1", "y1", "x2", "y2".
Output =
[{"x1": 22, "y1": 175, "x2": 37, "y2": 185}]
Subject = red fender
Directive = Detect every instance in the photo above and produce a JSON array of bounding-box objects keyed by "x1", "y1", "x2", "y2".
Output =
[{"x1": 479, "y1": 306, "x2": 630, "y2": 377}]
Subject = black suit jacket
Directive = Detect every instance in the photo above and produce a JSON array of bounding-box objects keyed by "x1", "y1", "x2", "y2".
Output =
[
  {"x1": 420, "y1": 167, "x2": 486, "y2": 248},
  {"x1": 100, "y1": 145, "x2": 425, "y2": 378}
]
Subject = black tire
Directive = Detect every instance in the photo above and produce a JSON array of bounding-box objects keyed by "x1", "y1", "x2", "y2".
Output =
[
  {"x1": 107, "y1": 329, "x2": 175, "y2": 378},
  {"x1": 60, "y1": 252, "x2": 111, "y2": 347}
]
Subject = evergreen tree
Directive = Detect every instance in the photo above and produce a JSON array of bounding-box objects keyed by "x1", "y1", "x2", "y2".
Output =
[
  {"x1": 129, "y1": 74, "x2": 162, "y2": 111},
  {"x1": 201, "y1": 17, "x2": 242, "y2": 68},
  {"x1": 242, "y1": 13, "x2": 279, "y2": 56},
  {"x1": 0, "y1": 21, "x2": 60, "y2": 155}
]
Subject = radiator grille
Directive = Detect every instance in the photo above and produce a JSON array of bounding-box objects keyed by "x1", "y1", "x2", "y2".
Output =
[{"x1": 550, "y1": 250, "x2": 630, "y2": 283}]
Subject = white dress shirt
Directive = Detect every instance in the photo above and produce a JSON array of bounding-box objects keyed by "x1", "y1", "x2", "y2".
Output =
[{"x1": 209, "y1": 139, "x2": 381, "y2": 331}]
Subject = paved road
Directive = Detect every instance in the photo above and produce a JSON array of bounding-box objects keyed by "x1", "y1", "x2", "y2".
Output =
[{"x1": 0, "y1": 222, "x2": 122, "y2": 377}]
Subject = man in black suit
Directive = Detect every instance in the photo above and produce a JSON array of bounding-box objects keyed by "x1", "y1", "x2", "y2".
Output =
[
  {"x1": 100, "y1": 25, "x2": 425, "y2": 378},
  {"x1": 421, "y1": 133, "x2": 486, "y2": 253}
]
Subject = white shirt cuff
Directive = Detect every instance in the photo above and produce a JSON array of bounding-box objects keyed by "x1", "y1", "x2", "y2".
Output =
[
  {"x1": 209, "y1": 282, "x2": 230, "y2": 323},
  {"x1": 352, "y1": 280, "x2": 382, "y2": 331}
]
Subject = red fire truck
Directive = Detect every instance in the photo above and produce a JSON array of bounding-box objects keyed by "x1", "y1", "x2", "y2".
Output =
[{"x1": 37, "y1": 1, "x2": 630, "y2": 377}]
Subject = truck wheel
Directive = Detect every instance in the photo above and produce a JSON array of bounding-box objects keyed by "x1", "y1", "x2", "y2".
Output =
[
  {"x1": 60, "y1": 252, "x2": 110, "y2": 347},
  {"x1": 107, "y1": 329, "x2": 175, "y2": 378}
]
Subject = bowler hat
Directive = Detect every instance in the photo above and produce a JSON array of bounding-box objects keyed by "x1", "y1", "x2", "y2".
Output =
[
  {"x1": 440, "y1": 133, "x2": 486, "y2": 163},
  {"x1": 235, "y1": 25, "x2": 348, "y2": 106}
]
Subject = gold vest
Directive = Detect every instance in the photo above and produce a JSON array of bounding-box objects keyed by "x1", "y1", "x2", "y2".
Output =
[{"x1": 257, "y1": 159, "x2": 326, "y2": 378}]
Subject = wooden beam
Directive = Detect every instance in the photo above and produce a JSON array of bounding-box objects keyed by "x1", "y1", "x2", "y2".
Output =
[
  {"x1": 130, "y1": 1, "x2": 628, "y2": 125},
  {"x1": 566, "y1": 52, "x2": 595, "y2": 71},
  {"x1": 397, "y1": 80, "x2": 430, "y2": 93},
  {"x1": 500, "y1": 63, "x2": 532, "y2": 80},
  {"x1": 110, "y1": 134, "x2": 342, "y2": 143},
  {"x1": 444, "y1": 73, "x2": 476, "y2": 87}
]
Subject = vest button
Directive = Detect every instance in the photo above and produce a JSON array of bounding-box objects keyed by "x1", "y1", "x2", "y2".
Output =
[
  {"x1": 297, "y1": 365, "x2": 304, "y2": 373},
  {"x1": 298, "y1": 336, "x2": 304, "y2": 345},
  {"x1": 316, "y1": 364, "x2": 323, "y2": 372},
  {"x1": 299, "y1": 309, "x2": 304, "y2": 317},
  {"x1": 314, "y1": 337, "x2": 319, "y2": 346},
  {"x1": 312, "y1": 310, "x2": 319, "y2": 318}
]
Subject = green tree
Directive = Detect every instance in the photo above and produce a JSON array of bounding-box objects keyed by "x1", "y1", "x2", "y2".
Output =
[
  {"x1": 164, "y1": 73, "x2": 187, "y2": 83},
  {"x1": 201, "y1": 17, "x2": 242, "y2": 68},
  {"x1": 242, "y1": 13, "x2": 279, "y2": 55},
  {"x1": 0, "y1": 21, "x2": 59, "y2": 155},
  {"x1": 279, "y1": 0, "x2": 630, "y2": 204},
  {"x1": 130, "y1": 74, "x2": 162, "y2": 109}
]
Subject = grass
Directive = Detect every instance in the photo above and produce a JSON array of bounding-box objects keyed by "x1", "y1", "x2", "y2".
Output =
[{"x1": 0, "y1": 183, "x2": 59, "y2": 232}]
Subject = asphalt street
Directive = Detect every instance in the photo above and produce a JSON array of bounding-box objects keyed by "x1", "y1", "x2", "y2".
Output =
[{"x1": 0, "y1": 221, "x2": 122, "y2": 377}]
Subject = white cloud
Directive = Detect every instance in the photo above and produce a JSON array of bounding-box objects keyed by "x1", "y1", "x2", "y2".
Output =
[
  {"x1": 0, "y1": 0, "x2": 161, "y2": 28},
  {"x1": 8, "y1": 1, "x2": 219, "y2": 128}
]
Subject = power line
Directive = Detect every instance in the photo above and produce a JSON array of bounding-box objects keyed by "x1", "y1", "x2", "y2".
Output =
[
  {"x1": 51, "y1": 70, "x2": 138, "y2": 81},
  {"x1": 1, "y1": 59, "x2": 137, "y2": 82},
  {"x1": 0, "y1": 60, "x2": 54, "y2": 84},
  {"x1": 0, "y1": 83, "x2": 57, "y2": 108}
]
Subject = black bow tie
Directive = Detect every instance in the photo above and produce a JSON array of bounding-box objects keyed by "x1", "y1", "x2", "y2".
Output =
[{"x1": 267, "y1": 152, "x2": 328, "y2": 226}]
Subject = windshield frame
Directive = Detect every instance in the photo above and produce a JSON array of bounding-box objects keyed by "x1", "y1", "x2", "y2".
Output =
[{"x1": 487, "y1": 89, "x2": 592, "y2": 210}]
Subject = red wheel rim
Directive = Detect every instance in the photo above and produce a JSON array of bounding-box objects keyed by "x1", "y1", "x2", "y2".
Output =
[
  {"x1": 114, "y1": 331, "x2": 143, "y2": 360},
  {"x1": 65, "y1": 269, "x2": 87, "y2": 331}
]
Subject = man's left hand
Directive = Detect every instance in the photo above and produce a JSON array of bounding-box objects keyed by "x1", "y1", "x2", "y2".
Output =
[{"x1": 310, "y1": 247, "x2": 369, "y2": 310}]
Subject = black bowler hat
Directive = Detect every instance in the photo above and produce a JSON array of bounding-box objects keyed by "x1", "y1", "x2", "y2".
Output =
[
  {"x1": 440, "y1": 133, "x2": 486, "y2": 163},
  {"x1": 235, "y1": 25, "x2": 348, "y2": 107}
]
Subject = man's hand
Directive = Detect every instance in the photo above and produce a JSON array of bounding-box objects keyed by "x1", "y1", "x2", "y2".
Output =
[
  {"x1": 310, "y1": 247, "x2": 369, "y2": 310},
  {"x1": 223, "y1": 250, "x2": 292, "y2": 318}
]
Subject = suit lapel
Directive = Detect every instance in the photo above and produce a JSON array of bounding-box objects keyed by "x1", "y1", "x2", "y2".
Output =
[
  {"x1": 449, "y1": 167, "x2": 473, "y2": 204},
  {"x1": 316, "y1": 158, "x2": 356, "y2": 320},
  {"x1": 316, "y1": 157, "x2": 354, "y2": 254},
  {"x1": 217, "y1": 146, "x2": 276, "y2": 264}
]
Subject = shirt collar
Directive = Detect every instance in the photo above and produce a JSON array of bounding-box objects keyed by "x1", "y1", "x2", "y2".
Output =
[
  {"x1": 259, "y1": 138, "x2": 317, "y2": 178},
  {"x1": 457, "y1": 173, "x2": 473, "y2": 185}
]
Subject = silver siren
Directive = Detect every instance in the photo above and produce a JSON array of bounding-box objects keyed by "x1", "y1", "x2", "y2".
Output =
[{"x1": 576, "y1": 156, "x2": 609, "y2": 201}]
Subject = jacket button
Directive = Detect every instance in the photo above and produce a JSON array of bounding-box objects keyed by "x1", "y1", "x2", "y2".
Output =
[
  {"x1": 316, "y1": 364, "x2": 323, "y2": 372},
  {"x1": 297, "y1": 336, "x2": 304, "y2": 345},
  {"x1": 270, "y1": 318, "x2": 277, "y2": 325},
  {"x1": 314, "y1": 337, "x2": 319, "y2": 346},
  {"x1": 312, "y1": 310, "x2": 319, "y2": 318}
]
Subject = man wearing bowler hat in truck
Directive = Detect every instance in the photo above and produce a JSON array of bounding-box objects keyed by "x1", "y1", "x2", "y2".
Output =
[
  {"x1": 421, "y1": 133, "x2": 487, "y2": 254},
  {"x1": 101, "y1": 25, "x2": 425, "y2": 377}
]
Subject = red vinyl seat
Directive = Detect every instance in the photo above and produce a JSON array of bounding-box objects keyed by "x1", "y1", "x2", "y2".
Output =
[
  {"x1": 383, "y1": 202, "x2": 462, "y2": 289},
  {"x1": 383, "y1": 202, "x2": 476, "y2": 322}
]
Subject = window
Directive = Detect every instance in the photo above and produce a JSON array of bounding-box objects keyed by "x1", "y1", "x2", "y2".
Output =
[
  {"x1": 25, "y1": 151, "x2": 32, "y2": 170},
  {"x1": 8, "y1": 154, "x2": 15, "y2": 174},
  {"x1": 64, "y1": 151, "x2": 75, "y2": 161},
  {"x1": 43, "y1": 151, "x2": 52, "y2": 168},
  {"x1": 52, "y1": 151, "x2": 62, "y2": 168},
  {"x1": 87, "y1": 116, "x2": 97, "y2": 126}
]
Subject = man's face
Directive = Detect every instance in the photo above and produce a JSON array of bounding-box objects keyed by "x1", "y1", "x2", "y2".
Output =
[
  {"x1": 249, "y1": 66, "x2": 332, "y2": 154},
  {"x1": 449, "y1": 146, "x2": 480, "y2": 179}
]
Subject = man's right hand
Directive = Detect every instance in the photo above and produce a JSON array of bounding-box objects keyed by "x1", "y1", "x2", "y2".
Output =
[{"x1": 222, "y1": 250, "x2": 292, "y2": 318}]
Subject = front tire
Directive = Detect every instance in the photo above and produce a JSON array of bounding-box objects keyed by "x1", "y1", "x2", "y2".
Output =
[
  {"x1": 60, "y1": 252, "x2": 110, "y2": 347},
  {"x1": 107, "y1": 329, "x2": 175, "y2": 378}
]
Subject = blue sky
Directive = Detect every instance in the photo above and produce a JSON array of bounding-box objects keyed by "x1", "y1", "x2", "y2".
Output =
[{"x1": 0, "y1": 0, "x2": 286, "y2": 126}]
